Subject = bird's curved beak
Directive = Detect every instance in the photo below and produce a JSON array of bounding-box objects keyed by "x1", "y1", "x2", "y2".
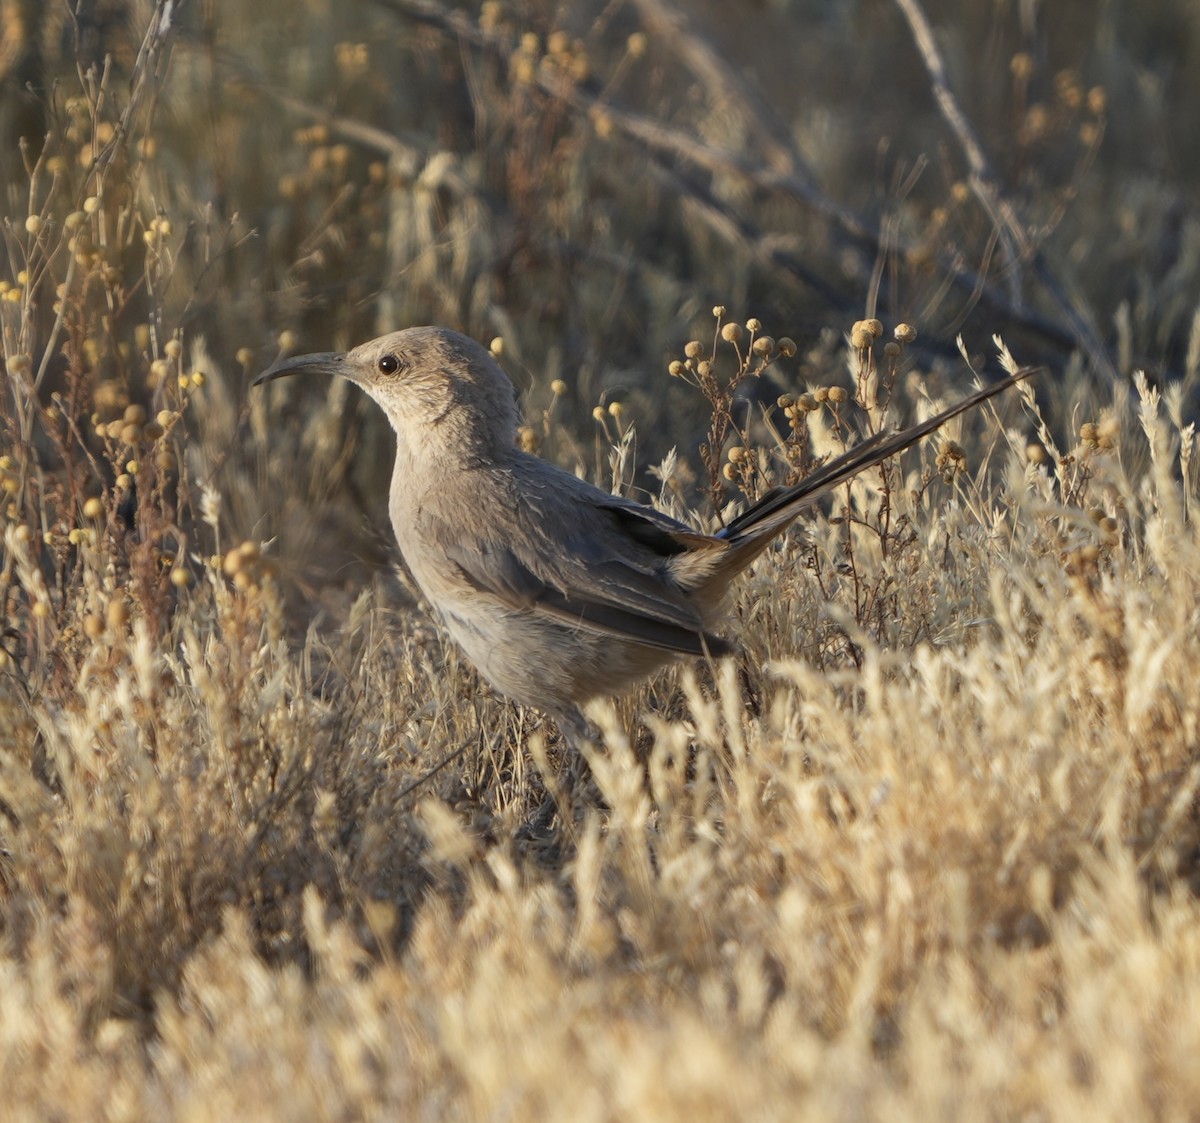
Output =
[{"x1": 252, "y1": 352, "x2": 349, "y2": 386}]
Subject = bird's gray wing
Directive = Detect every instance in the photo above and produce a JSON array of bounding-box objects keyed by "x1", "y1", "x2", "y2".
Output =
[{"x1": 441, "y1": 501, "x2": 732, "y2": 657}]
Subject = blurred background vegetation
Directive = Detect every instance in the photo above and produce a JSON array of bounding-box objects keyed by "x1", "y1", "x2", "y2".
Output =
[{"x1": 4, "y1": 0, "x2": 1197, "y2": 510}]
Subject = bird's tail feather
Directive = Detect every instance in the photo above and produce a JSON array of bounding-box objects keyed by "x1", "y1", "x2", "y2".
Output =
[{"x1": 716, "y1": 368, "x2": 1037, "y2": 561}]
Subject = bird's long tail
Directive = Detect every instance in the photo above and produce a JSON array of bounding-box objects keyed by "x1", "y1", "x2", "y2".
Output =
[{"x1": 716, "y1": 368, "x2": 1037, "y2": 561}]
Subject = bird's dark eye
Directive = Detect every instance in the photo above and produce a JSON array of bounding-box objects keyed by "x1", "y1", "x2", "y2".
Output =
[{"x1": 378, "y1": 353, "x2": 403, "y2": 375}]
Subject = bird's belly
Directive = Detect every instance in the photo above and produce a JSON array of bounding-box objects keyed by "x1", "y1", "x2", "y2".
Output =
[{"x1": 434, "y1": 593, "x2": 672, "y2": 713}]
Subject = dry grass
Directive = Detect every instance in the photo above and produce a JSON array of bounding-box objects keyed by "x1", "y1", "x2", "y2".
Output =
[{"x1": 3, "y1": 1, "x2": 1200, "y2": 1119}]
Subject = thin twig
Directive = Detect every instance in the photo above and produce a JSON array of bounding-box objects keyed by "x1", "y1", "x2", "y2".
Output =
[{"x1": 892, "y1": 0, "x2": 1118, "y2": 381}]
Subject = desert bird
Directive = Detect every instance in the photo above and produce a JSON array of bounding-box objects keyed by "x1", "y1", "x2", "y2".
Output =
[{"x1": 256, "y1": 327, "x2": 1029, "y2": 745}]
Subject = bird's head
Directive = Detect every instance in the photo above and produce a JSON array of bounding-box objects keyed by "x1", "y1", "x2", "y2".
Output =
[{"x1": 254, "y1": 326, "x2": 521, "y2": 459}]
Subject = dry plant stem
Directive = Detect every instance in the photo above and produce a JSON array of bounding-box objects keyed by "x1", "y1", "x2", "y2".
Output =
[
  {"x1": 892, "y1": 0, "x2": 1117, "y2": 381},
  {"x1": 627, "y1": 0, "x2": 819, "y2": 188}
]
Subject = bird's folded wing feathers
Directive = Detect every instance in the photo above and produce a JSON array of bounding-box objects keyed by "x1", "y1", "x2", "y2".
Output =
[{"x1": 443, "y1": 531, "x2": 732, "y2": 658}]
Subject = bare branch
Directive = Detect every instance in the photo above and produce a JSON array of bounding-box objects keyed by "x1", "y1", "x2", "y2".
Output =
[{"x1": 892, "y1": 0, "x2": 1117, "y2": 381}]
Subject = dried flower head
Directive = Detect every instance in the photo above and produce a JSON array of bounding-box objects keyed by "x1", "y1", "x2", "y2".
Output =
[
  {"x1": 106, "y1": 599, "x2": 129, "y2": 631},
  {"x1": 850, "y1": 324, "x2": 874, "y2": 350}
]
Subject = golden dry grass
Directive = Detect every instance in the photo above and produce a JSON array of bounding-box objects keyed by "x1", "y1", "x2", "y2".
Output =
[{"x1": 3, "y1": 2, "x2": 1200, "y2": 1120}]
